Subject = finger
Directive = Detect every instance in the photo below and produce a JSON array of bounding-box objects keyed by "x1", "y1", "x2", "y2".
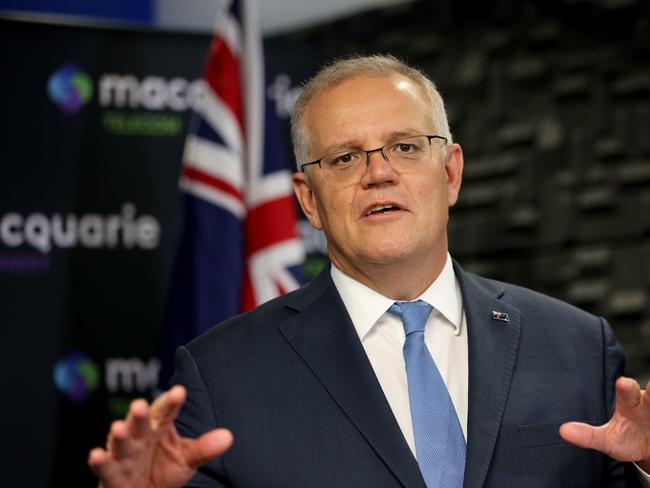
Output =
[
  {"x1": 184, "y1": 428, "x2": 234, "y2": 470},
  {"x1": 108, "y1": 420, "x2": 135, "y2": 460},
  {"x1": 126, "y1": 398, "x2": 151, "y2": 439},
  {"x1": 559, "y1": 422, "x2": 606, "y2": 452},
  {"x1": 150, "y1": 385, "x2": 187, "y2": 428},
  {"x1": 616, "y1": 377, "x2": 642, "y2": 409},
  {"x1": 88, "y1": 447, "x2": 115, "y2": 480}
]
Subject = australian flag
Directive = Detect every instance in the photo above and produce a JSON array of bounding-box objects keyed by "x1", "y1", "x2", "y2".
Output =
[{"x1": 159, "y1": 0, "x2": 305, "y2": 385}]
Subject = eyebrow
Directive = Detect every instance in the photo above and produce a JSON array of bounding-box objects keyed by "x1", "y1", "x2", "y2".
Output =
[{"x1": 320, "y1": 129, "x2": 427, "y2": 155}]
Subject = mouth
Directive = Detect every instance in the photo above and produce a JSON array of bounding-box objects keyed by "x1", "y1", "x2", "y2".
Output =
[{"x1": 363, "y1": 202, "x2": 404, "y2": 217}]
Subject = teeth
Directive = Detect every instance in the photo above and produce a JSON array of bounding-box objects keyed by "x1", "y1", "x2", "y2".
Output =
[{"x1": 366, "y1": 204, "x2": 395, "y2": 216}]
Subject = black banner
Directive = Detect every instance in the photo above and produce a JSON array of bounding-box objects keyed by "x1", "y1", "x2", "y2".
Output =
[{"x1": 0, "y1": 18, "x2": 211, "y2": 486}]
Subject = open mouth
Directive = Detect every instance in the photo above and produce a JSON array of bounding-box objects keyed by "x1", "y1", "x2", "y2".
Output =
[{"x1": 365, "y1": 204, "x2": 402, "y2": 216}]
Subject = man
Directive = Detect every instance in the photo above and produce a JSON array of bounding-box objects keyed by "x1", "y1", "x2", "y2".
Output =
[{"x1": 89, "y1": 55, "x2": 650, "y2": 487}]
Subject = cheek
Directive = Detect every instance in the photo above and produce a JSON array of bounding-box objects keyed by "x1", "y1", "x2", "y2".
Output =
[
  {"x1": 416, "y1": 179, "x2": 448, "y2": 224},
  {"x1": 323, "y1": 189, "x2": 355, "y2": 221},
  {"x1": 429, "y1": 171, "x2": 450, "y2": 203},
  {"x1": 313, "y1": 191, "x2": 344, "y2": 232}
]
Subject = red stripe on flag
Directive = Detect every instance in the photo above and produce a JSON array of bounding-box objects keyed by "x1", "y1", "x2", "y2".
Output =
[
  {"x1": 276, "y1": 280, "x2": 287, "y2": 296},
  {"x1": 240, "y1": 266, "x2": 289, "y2": 313},
  {"x1": 181, "y1": 165, "x2": 244, "y2": 202},
  {"x1": 205, "y1": 37, "x2": 244, "y2": 130},
  {"x1": 241, "y1": 266, "x2": 255, "y2": 312},
  {"x1": 245, "y1": 196, "x2": 300, "y2": 255}
]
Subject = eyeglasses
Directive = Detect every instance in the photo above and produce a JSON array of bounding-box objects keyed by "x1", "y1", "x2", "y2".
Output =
[{"x1": 299, "y1": 134, "x2": 447, "y2": 183}]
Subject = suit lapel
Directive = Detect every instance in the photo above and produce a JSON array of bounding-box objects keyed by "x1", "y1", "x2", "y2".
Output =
[
  {"x1": 279, "y1": 264, "x2": 522, "y2": 488},
  {"x1": 455, "y1": 265, "x2": 522, "y2": 488},
  {"x1": 279, "y1": 268, "x2": 427, "y2": 488}
]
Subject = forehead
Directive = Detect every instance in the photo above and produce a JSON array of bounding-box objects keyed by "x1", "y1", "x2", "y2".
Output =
[{"x1": 302, "y1": 74, "x2": 432, "y2": 152}]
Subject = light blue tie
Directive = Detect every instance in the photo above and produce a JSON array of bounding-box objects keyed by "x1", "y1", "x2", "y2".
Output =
[{"x1": 389, "y1": 300, "x2": 466, "y2": 488}]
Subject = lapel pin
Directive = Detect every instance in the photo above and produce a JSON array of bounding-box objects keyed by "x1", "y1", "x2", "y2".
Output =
[{"x1": 492, "y1": 310, "x2": 510, "y2": 322}]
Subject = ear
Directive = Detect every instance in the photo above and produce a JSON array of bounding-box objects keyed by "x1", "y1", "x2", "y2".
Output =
[
  {"x1": 445, "y1": 143, "x2": 464, "y2": 207},
  {"x1": 292, "y1": 171, "x2": 323, "y2": 230}
]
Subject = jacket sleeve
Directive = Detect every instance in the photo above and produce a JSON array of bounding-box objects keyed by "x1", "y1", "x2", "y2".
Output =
[{"x1": 171, "y1": 345, "x2": 230, "y2": 488}]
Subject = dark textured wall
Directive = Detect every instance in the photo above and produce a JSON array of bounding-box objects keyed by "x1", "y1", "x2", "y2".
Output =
[{"x1": 270, "y1": 0, "x2": 650, "y2": 380}]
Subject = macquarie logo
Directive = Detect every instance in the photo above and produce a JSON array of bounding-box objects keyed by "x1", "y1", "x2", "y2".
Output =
[
  {"x1": 53, "y1": 350, "x2": 100, "y2": 403},
  {"x1": 48, "y1": 63, "x2": 204, "y2": 113},
  {"x1": 47, "y1": 63, "x2": 204, "y2": 135},
  {"x1": 53, "y1": 352, "x2": 160, "y2": 405},
  {"x1": 99, "y1": 74, "x2": 205, "y2": 112},
  {"x1": 105, "y1": 357, "x2": 160, "y2": 393},
  {"x1": 0, "y1": 203, "x2": 160, "y2": 254},
  {"x1": 47, "y1": 63, "x2": 94, "y2": 114},
  {"x1": 98, "y1": 74, "x2": 205, "y2": 136}
]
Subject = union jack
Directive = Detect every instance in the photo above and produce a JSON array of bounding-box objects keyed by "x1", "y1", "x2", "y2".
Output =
[{"x1": 159, "y1": 0, "x2": 305, "y2": 384}]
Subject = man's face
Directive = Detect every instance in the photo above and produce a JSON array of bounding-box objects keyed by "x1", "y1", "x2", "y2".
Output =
[{"x1": 293, "y1": 74, "x2": 463, "y2": 286}]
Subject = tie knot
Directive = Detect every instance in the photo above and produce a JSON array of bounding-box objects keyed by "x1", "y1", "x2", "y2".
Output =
[{"x1": 388, "y1": 300, "x2": 433, "y2": 335}]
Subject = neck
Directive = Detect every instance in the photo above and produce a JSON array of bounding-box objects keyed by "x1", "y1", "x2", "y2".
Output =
[{"x1": 330, "y1": 249, "x2": 448, "y2": 301}]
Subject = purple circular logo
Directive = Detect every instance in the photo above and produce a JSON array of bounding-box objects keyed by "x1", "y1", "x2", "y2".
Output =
[
  {"x1": 53, "y1": 350, "x2": 99, "y2": 403},
  {"x1": 47, "y1": 63, "x2": 93, "y2": 114}
]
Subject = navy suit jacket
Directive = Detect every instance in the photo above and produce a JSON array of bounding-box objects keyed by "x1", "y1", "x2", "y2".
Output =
[{"x1": 173, "y1": 263, "x2": 641, "y2": 487}]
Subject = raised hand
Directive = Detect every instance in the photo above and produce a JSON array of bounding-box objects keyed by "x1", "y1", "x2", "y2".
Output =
[
  {"x1": 560, "y1": 377, "x2": 650, "y2": 473},
  {"x1": 88, "y1": 385, "x2": 233, "y2": 488}
]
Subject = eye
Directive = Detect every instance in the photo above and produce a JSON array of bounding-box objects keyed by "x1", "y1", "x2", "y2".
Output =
[
  {"x1": 326, "y1": 152, "x2": 360, "y2": 167},
  {"x1": 390, "y1": 137, "x2": 426, "y2": 158},
  {"x1": 396, "y1": 143, "x2": 416, "y2": 153},
  {"x1": 335, "y1": 153, "x2": 354, "y2": 163}
]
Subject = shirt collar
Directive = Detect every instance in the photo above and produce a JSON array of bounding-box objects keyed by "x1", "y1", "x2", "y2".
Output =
[{"x1": 330, "y1": 253, "x2": 464, "y2": 340}]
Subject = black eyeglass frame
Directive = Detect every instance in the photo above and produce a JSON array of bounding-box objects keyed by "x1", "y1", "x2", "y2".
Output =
[{"x1": 299, "y1": 134, "x2": 448, "y2": 173}]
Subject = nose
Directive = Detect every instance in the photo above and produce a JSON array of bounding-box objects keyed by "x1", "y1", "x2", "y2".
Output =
[{"x1": 362, "y1": 149, "x2": 398, "y2": 187}]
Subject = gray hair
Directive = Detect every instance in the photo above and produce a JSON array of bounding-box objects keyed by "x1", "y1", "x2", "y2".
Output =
[{"x1": 290, "y1": 54, "x2": 452, "y2": 168}]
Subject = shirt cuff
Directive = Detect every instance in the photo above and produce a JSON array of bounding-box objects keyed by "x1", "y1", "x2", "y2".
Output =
[{"x1": 635, "y1": 462, "x2": 650, "y2": 487}]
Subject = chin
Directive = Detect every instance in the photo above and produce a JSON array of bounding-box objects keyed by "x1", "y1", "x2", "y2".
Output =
[{"x1": 362, "y1": 244, "x2": 414, "y2": 265}]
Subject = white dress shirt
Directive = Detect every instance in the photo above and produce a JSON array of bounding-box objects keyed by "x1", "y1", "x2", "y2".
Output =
[
  {"x1": 330, "y1": 254, "x2": 650, "y2": 485},
  {"x1": 331, "y1": 253, "x2": 467, "y2": 456}
]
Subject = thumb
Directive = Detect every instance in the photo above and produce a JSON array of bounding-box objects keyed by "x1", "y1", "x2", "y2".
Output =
[
  {"x1": 560, "y1": 422, "x2": 605, "y2": 451},
  {"x1": 185, "y1": 428, "x2": 234, "y2": 469}
]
